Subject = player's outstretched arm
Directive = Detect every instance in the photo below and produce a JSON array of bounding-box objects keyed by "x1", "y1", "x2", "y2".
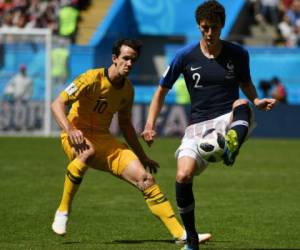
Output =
[
  {"x1": 119, "y1": 118, "x2": 159, "y2": 173},
  {"x1": 141, "y1": 86, "x2": 169, "y2": 147},
  {"x1": 240, "y1": 80, "x2": 277, "y2": 111}
]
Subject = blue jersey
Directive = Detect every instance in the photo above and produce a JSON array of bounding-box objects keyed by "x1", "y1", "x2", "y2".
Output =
[{"x1": 160, "y1": 41, "x2": 251, "y2": 124}]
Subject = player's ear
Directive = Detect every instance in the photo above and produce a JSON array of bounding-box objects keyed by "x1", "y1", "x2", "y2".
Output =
[{"x1": 112, "y1": 54, "x2": 117, "y2": 64}]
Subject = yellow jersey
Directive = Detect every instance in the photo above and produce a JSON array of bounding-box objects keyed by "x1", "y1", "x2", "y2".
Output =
[{"x1": 60, "y1": 68, "x2": 134, "y2": 134}]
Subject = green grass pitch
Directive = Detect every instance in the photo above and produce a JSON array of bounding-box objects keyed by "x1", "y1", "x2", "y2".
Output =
[{"x1": 0, "y1": 137, "x2": 300, "y2": 250}]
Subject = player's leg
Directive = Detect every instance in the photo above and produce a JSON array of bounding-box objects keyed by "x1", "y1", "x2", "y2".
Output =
[
  {"x1": 52, "y1": 137, "x2": 95, "y2": 235},
  {"x1": 174, "y1": 130, "x2": 213, "y2": 249},
  {"x1": 224, "y1": 99, "x2": 251, "y2": 165},
  {"x1": 176, "y1": 155, "x2": 200, "y2": 250},
  {"x1": 120, "y1": 156, "x2": 185, "y2": 240}
]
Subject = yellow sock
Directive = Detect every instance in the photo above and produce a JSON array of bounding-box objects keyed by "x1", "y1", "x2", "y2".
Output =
[
  {"x1": 57, "y1": 158, "x2": 88, "y2": 212},
  {"x1": 143, "y1": 184, "x2": 184, "y2": 239}
]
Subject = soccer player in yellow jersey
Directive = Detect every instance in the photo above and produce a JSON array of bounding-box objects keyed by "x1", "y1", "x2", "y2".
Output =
[{"x1": 51, "y1": 38, "x2": 211, "y2": 245}]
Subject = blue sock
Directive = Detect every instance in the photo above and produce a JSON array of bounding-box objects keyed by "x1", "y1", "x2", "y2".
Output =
[
  {"x1": 176, "y1": 182, "x2": 198, "y2": 241},
  {"x1": 230, "y1": 104, "x2": 251, "y2": 146}
]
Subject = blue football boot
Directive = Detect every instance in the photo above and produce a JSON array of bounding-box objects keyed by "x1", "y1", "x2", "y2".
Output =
[{"x1": 180, "y1": 236, "x2": 199, "y2": 250}]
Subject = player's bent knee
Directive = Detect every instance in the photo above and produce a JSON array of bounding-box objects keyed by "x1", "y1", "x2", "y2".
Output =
[
  {"x1": 176, "y1": 171, "x2": 193, "y2": 183},
  {"x1": 233, "y1": 99, "x2": 249, "y2": 109},
  {"x1": 78, "y1": 146, "x2": 95, "y2": 164},
  {"x1": 136, "y1": 173, "x2": 156, "y2": 191}
]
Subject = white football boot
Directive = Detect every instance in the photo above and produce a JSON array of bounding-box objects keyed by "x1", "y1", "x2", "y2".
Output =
[
  {"x1": 52, "y1": 210, "x2": 68, "y2": 236},
  {"x1": 175, "y1": 230, "x2": 212, "y2": 244}
]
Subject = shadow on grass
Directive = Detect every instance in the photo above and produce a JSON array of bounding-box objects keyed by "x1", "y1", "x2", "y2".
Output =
[
  {"x1": 62, "y1": 241, "x2": 82, "y2": 244},
  {"x1": 62, "y1": 239, "x2": 300, "y2": 250},
  {"x1": 106, "y1": 239, "x2": 174, "y2": 244}
]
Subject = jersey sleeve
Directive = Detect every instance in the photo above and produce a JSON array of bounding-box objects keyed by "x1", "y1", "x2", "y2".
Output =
[
  {"x1": 237, "y1": 49, "x2": 251, "y2": 83},
  {"x1": 60, "y1": 70, "x2": 96, "y2": 103},
  {"x1": 159, "y1": 51, "x2": 183, "y2": 89}
]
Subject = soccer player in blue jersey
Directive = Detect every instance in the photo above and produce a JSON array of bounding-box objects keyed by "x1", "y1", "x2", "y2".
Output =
[{"x1": 142, "y1": 1, "x2": 276, "y2": 250}]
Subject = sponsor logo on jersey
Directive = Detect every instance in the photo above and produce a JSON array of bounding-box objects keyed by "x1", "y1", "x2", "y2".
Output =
[{"x1": 65, "y1": 82, "x2": 78, "y2": 95}]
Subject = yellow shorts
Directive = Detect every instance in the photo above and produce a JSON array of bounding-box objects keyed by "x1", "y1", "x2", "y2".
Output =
[{"x1": 61, "y1": 132, "x2": 138, "y2": 176}]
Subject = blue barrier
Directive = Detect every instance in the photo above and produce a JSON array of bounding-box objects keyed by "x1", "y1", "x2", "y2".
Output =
[
  {"x1": 109, "y1": 104, "x2": 300, "y2": 138},
  {"x1": 253, "y1": 104, "x2": 300, "y2": 138}
]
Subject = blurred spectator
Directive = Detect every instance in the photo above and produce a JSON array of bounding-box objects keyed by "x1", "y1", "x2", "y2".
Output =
[
  {"x1": 3, "y1": 64, "x2": 33, "y2": 103},
  {"x1": 286, "y1": 0, "x2": 300, "y2": 26},
  {"x1": 0, "y1": 0, "x2": 13, "y2": 15},
  {"x1": 270, "y1": 76, "x2": 287, "y2": 103},
  {"x1": 259, "y1": 79, "x2": 272, "y2": 97},
  {"x1": 281, "y1": 0, "x2": 294, "y2": 10},
  {"x1": 278, "y1": 13, "x2": 299, "y2": 46},
  {"x1": 15, "y1": 11, "x2": 29, "y2": 28},
  {"x1": 58, "y1": 3, "x2": 79, "y2": 43},
  {"x1": 1, "y1": 10, "x2": 14, "y2": 28},
  {"x1": 51, "y1": 37, "x2": 69, "y2": 88},
  {"x1": 274, "y1": 0, "x2": 300, "y2": 47},
  {"x1": 256, "y1": 0, "x2": 281, "y2": 27},
  {"x1": 248, "y1": 0, "x2": 300, "y2": 47},
  {"x1": 174, "y1": 77, "x2": 190, "y2": 105},
  {"x1": 2, "y1": 64, "x2": 33, "y2": 130},
  {"x1": 0, "y1": 0, "x2": 85, "y2": 43}
]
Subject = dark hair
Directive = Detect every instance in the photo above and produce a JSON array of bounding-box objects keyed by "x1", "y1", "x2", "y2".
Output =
[
  {"x1": 271, "y1": 77, "x2": 280, "y2": 85},
  {"x1": 195, "y1": 0, "x2": 225, "y2": 27},
  {"x1": 112, "y1": 38, "x2": 143, "y2": 57}
]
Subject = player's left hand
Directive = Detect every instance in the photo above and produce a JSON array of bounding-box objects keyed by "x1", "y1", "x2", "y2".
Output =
[
  {"x1": 141, "y1": 157, "x2": 160, "y2": 174},
  {"x1": 254, "y1": 98, "x2": 277, "y2": 111}
]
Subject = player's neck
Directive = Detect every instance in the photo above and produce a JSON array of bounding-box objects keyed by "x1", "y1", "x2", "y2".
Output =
[
  {"x1": 200, "y1": 40, "x2": 222, "y2": 59},
  {"x1": 107, "y1": 66, "x2": 125, "y2": 89}
]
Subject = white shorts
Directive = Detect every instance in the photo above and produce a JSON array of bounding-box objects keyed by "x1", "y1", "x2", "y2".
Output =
[{"x1": 175, "y1": 110, "x2": 255, "y2": 174}]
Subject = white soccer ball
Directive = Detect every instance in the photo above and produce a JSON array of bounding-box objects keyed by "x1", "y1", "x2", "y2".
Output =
[{"x1": 197, "y1": 129, "x2": 225, "y2": 162}]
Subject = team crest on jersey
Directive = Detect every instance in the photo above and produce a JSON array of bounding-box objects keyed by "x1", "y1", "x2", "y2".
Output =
[
  {"x1": 65, "y1": 82, "x2": 78, "y2": 95},
  {"x1": 225, "y1": 61, "x2": 235, "y2": 79}
]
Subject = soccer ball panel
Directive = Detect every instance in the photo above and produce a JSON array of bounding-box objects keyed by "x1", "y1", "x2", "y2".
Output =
[{"x1": 197, "y1": 129, "x2": 225, "y2": 162}]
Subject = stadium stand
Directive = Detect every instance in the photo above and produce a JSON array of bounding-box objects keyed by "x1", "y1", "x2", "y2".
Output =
[
  {"x1": 76, "y1": 0, "x2": 112, "y2": 45},
  {"x1": 0, "y1": 0, "x2": 91, "y2": 43}
]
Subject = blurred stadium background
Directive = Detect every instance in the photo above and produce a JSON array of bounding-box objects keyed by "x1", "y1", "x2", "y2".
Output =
[{"x1": 0, "y1": 0, "x2": 300, "y2": 137}]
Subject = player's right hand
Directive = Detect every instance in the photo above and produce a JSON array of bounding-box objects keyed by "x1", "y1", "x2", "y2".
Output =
[
  {"x1": 67, "y1": 128, "x2": 84, "y2": 146},
  {"x1": 141, "y1": 129, "x2": 156, "y2": 147},
  {"x1": 254, "y1": 98, "x2": 277, "y2": 111}
]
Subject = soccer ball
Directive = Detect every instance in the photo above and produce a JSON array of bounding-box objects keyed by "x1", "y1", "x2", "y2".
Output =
[{"x1": 197, "y1": 129, "x2": 225, "y2": 162}]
